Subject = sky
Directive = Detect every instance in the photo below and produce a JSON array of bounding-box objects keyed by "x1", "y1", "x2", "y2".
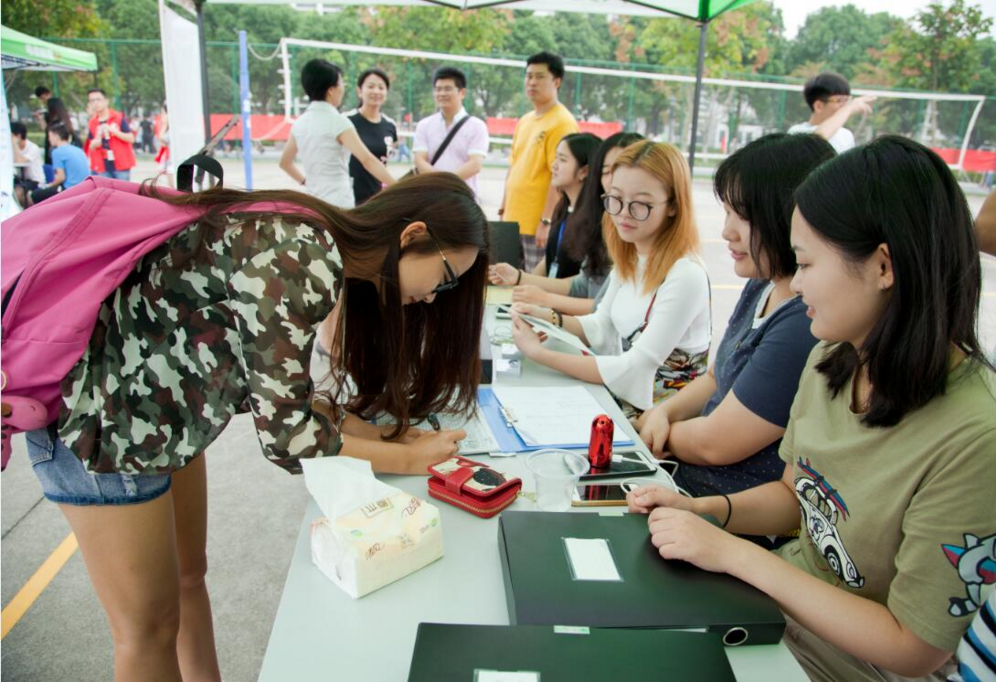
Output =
[{"x1": 776, "y1": 0, "x2": 996, "y2": 38}]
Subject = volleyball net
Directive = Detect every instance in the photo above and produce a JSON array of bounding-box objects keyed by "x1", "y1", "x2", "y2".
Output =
[{"x1": 275, "y1": 38, "x2": 992, "y2": 171}]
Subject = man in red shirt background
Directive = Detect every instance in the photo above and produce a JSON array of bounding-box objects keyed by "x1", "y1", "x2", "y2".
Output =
[{"x1": 86, "y1": 88, "x2": 136, "y2": 181}]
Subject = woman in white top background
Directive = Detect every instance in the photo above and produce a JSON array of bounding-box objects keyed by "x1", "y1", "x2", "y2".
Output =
[
  {"x1": 280, "y1": 59, "x2": 395, "y2": 208},
  {"x1": 511, "y1": 140, "x2": 711, "y2": 413}
]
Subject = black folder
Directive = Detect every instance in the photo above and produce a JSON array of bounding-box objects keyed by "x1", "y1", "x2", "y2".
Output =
[
  {"x1": 497, "y1": 511, "x2": 785, "y2": 646},
  {"x1": 407, "y1": 623, "x2": 736, "y2": 682}
]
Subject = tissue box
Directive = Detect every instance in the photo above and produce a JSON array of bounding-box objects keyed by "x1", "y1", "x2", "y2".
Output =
[{"x1": 309, "y1": 491, "x2": 443, "y2": 599}]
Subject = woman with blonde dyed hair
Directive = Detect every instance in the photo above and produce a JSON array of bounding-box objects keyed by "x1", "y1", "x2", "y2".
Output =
[{"x1": 512, "y1": 141, "x2": 711, "y2": 412}]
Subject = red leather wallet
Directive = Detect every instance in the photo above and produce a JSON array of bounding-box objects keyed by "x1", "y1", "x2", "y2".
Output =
[{"x1": 427, "y1": 456, "x2": 522, "y2": 519}]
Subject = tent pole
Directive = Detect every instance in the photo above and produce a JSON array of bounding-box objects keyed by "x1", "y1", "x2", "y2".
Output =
[
  {"x1": 688, "y1": 21, "x2": 707, "y2": 176},
  {"x1": 195, "y1": 0, "x2": 212, "y2": 145},
  {"x1": 239, "y1": 30, "x2": 253, "y2": 190}
]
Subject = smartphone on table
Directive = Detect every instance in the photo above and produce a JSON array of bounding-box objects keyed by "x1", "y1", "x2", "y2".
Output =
[{"x1": 571, "y1": 481, "x2": 640, "y2": 507}]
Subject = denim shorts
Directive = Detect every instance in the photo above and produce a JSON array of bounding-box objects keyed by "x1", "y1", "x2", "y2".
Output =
[{"x1": 25, "y1": 428, "x2": 171, "y2": 506}]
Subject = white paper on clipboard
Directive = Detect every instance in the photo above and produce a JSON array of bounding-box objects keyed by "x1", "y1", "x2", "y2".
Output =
[{"x1": 490, "y1": 386, "x2": 631, "y2": 448}]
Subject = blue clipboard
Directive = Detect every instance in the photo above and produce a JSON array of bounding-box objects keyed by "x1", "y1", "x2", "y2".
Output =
[{"x1": 477, "y1": 387, "x2": 634, "y2": 453}]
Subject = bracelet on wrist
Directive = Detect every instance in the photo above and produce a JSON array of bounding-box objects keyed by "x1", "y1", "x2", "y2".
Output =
[
  {"x1": 515, "y1": 269, "x2": 522, "y2": 285},
  {"x1": 555, "y1": 310, "x2": 564, "y2": 328},
  {"x1": 720, "y1": 494, "x2": 732, "y2": 529}
]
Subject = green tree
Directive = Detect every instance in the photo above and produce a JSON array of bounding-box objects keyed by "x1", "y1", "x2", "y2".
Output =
[
  {"x1": 615, "y1": 3, "x2": 784, "y2": 143},
  {"x1": 3, "y1": 0, "x2": 104, "y2": 39},
  {"x1": 95, "y1": 0, "x2": 166, "y2": 114},
  {"x1": 785, "y1": 5, "x2": 901, "y2": 81},
  {"x1": 885, "y1": 0, "x2": 993, "y2": 144},
  {"x1": 887, "y1": 0, "x2": 993, "y2": 93}
]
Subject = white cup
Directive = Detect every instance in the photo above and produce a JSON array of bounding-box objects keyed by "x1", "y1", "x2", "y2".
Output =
[{"x1": 526, "y1": 449, "x2": 590, "y2": 512}]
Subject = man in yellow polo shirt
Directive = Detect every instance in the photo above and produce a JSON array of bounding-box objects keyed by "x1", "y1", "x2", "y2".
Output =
[{"x1": 500, "y1": 51, "x2": 580, "y2": 272}]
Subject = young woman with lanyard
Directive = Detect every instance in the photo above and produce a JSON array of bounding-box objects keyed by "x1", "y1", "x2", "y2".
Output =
[
  {"x1": 627, "y1": 137, "x2": 995, "y2": 681},
  {"x1": 21, "y1": 173, "x2": 488, "y2": 681},
  {"x1": 490, "y1": 132, "x2": 643, "y2": 316},
  {"x1": 347, "y1": 68, "x2": 398, "y2": 206},
  {"x1": 511, "y1": 140, "x2": 711, "y2": 414},
  {"x1": 633, "y1": 133, "x2": 833, "y2": 506},
  {"x1": 280, "y1": 59, "x2": 395, "y2": 209},
  {"x1": 535, "y1": 133, "x2": 599, "y2": 280}
]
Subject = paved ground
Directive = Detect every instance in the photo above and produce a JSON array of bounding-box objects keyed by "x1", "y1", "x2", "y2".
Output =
[{"x1": 2, "y1": 155, "x2": 993, "y2": 681}]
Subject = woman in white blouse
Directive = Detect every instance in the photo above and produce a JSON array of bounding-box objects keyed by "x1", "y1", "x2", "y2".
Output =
[
  {"x1": 280, "y1": 59, "x2": 395, "y2": 208},
  {"x1": 511, "y1": 141, "x2": 711, "y2": 413}
]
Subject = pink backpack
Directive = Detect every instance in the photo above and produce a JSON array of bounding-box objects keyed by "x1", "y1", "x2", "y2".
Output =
[
  {"x1": 0, "y1": 177, "x2": 208, "y2": 468},
  {"x1": 1, "y1": 169, "x2": 317, "y2": 470}
]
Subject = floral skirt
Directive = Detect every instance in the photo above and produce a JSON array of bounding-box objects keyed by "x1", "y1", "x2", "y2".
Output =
[{"x1": 620, "y1": 347, "x2": 710, "y2": 419}]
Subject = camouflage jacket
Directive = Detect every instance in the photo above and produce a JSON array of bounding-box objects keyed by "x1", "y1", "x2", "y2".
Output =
[{"x1": 58, "y1": 214, "x2": 344, "y2": 475}]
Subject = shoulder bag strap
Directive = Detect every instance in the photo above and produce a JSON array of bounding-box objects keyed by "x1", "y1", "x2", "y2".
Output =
[{"x1": 431, "y1": 115, "x2": 472, "y2": 166}]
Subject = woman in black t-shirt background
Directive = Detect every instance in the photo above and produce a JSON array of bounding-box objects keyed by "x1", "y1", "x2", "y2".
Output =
[{"x1": 347, "y1": 68, "x2": 398, "y2": 205}]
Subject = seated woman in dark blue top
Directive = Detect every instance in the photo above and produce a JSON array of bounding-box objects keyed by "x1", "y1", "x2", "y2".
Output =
[{"x1": 633, "y1": 132, "x2": 834, "y2": 497}]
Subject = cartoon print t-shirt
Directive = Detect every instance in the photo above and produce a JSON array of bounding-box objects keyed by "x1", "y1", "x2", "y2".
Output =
[{"x1": 776, "y1": 343, "x2": 996, "y2": 654}]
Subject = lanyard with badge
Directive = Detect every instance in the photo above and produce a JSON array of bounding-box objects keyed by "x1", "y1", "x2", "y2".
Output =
[{"x1": 547, "y1": 219, "x2": 567, "y2": 278}]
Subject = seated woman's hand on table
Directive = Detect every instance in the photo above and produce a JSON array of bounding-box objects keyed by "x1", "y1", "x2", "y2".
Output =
[
  {"x1": 627, "y1": 484, "x2": 736, "y2": 573},
  {"x1": 512, "y1": 284, "x2": 550, "y2": 307},
  {"x1": 488, "y1": 263, "x2": 519, "y2": 286},
  {"x1": 630, "y1": 404, "x2": 671, "y2": 458}
]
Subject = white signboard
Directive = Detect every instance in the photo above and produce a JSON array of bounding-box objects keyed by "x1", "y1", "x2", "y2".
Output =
[{"x1": 158, "y1": 0, "x2": 205, "y2": 169}]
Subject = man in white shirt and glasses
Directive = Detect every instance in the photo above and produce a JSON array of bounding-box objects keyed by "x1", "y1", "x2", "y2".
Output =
[{"x1": 413, "y1": 67, "x2": 490, "y2": 198}]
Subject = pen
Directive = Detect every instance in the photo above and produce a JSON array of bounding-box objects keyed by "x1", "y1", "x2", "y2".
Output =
[{"x1": 427, "y1": 413, "x2": 441, "y2": 432}]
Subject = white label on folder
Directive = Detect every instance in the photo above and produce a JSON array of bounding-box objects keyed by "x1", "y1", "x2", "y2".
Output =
[
  {"x1": 564, "y1": 538, "x2": 622, "y2": 581},
  {"x1": 554, "y1": 625, "x2": 590, "y2": 635},
  {"x1": 475, "y1": 671, "x2": 540, "y2": 682}
]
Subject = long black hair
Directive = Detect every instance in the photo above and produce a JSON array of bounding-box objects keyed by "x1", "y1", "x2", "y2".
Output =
[
  {"x1": 567, "y1": 131, "x2": 645, "y2": 279},
  {"x1": 714, "y1": 132, "x2": 835, "y2": 280},
  {"x1": 794, "y1": 134, "x2": 992, "y2": 427},
  {"x1": 46, "y1": 97, "x2": 77, "y2": 140},
  {"x1": 146, "y1": 173, "x2": 489, "y2": 434},
  {"x1": 549, "y1": 132, "x2": 599, "y2": 259}
]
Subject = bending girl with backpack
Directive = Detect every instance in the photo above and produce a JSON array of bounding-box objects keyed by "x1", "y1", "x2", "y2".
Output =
[{"x1": 13, "y1": 172, "x2": 487, "y2": 681}]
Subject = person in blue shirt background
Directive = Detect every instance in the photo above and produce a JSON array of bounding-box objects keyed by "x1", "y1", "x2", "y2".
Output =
[{"x1": 29, "y1": 122, "x2": 90, "y2": 206}]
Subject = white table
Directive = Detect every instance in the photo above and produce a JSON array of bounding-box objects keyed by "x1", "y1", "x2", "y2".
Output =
[{"x1": 259, "y1": 307, "x2": 807, "y2": 681}]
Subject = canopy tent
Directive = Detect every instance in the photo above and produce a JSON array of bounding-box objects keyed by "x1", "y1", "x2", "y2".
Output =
[
  {"x1": 1, "y1": 26, "x2": 99, "y2": 72},
  {"x1": 189, "y1": 0, "x2": 756, "y2": 173},
  {"x1": 0, "y1": 26, "x2": 98, "y2": 220}
]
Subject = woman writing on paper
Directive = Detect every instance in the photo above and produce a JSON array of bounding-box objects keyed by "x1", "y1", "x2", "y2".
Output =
[
  {"x1": 510, "y1": 141, "x2": 711, "y2": 414},
  {"x1": 20, "y1": 173, "x2": 488, "y2": 681},
  {"x1": 490, "y1": 132, "x2": 644, "y2": 315},
  {"x1": 628, "y1": 137, "x2": 995, "y2": 681},
  {"x1": 633, "y1": 134, "x2": 832, "y2": 503}
]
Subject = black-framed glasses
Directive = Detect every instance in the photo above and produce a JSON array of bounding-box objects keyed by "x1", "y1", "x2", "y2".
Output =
[
  {"x1": 426, "y1": 225, "x2": 459, "y2": 294},
  {"x1": 602, "y1": 194, "x2": 666, "y2": 221}
]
